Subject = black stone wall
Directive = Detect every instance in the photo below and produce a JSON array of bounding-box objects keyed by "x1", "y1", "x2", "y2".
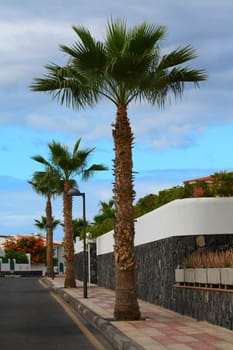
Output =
[
  {"x1": 173, "y1": 287, "x2": 233, "y2": 330},
  {"x1": 135, "y1": 236, "x2": 195, "y2": 308},
  {"x1": 97, "y1": 235, "x2": 196, "y2": 303},
  {"x1": 74, "y1": 251, "x2": 84, "y2": 281},
  {"x1": 74, "y1": 242, "x2": 98, "y2": 284},
  {"x1": 97, "y1": 252, "x2": 115, "y2": 288},
  {"x1": 89, "y1": 242, "x2": 97, "y2": 284},
  {"x1": 96, "y1": 234, "x2": 233, "y2": 330}
]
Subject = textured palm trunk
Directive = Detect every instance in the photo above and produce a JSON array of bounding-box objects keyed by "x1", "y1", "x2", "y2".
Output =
[
  {"x1": 46, "y1": 195, "x2": 53, "y2": 278},
  {"x1": 112, "y1": 104, "x2": 141, "y2": 320},
  {"x1": 64, "y1": 181, "x2": 76, "y2": 288}
]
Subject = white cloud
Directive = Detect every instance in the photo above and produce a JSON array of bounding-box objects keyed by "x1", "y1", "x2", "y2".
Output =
[
  {"x1": 1, "y1": 0, "x2": 233, "y2": 150},
  {"x1": 1, "y1": 0, "x2": 233, "y2": 237}
]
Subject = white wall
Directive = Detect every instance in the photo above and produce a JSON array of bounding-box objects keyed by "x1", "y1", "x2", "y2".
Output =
[
  {"x1": 97, "y1": 197, "x2": 233, "y2": 255},
  {"x1": 0, "y1": 237, "x2": 7, "y2": 256},
  {"x1": 74, "y1": 237, "x2": 84, "y2": 254},
  {"x1": 54, "y1": 244, "x2": 65, "y2": 263}
]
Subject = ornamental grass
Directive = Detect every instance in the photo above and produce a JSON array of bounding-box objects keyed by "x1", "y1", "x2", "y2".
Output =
[{"x1": 181, "y1": 249, "x2": 233, "y2": 268}]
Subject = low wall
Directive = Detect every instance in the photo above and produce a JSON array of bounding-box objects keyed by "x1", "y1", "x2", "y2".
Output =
[
  {"x1": 74, "y1": 252, "x2": 84, "y2": 281},
  {"x1": 173, "y1": 287, "x2": 233, "y2": 330},
  {"x1": 135, "y1": 236, "x2": 194, "y2": 308},
  {"x1": 97, "y1": 252, "x2": 114, "y2": 289},
  {"x1": 0, "y1": 258, "x2": 46, "y2": 276},
  {"x1": 74, "y1": 242, "x2": 97, "y2": 284},
  {"x1": 0, "y1": 270, "x2": 43, "y2": 277},
  {"x1": 95, "y1": 198, "x2": 233, "y2": 330},
  {"x1": 97, "y1": 236, "x2": 196, "y2": 305},
  {"x1": 97, "y1": 234, "x2": 233, "y2": 330}
]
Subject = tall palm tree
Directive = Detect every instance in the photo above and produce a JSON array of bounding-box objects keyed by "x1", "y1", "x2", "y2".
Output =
[
  {"x1": 30, "y1": 18, "x2": 207, "y2": 320},
  {"x1": 33, "y1": 138, "x2": 107, "y2": 288},
  {"x1": 29, "y1": 169, "x2": 62, "y2": 277}
]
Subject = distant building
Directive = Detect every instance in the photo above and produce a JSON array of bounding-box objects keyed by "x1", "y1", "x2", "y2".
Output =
[
  {"x1": 183, "y1": 172, "x2": 233, "y2": 197},
  {"x1": 0, "y1": 235, "x2": 11, "y2": 256},
  {"x1": 183, "y1": 175, "x2": 212, "y2": 185},
  {"x1": 0, "y1": 233, "x2": 65, "y2": 275},
  {"x1": 183, "y1": 175, "x2": 213, "y2": 197}
]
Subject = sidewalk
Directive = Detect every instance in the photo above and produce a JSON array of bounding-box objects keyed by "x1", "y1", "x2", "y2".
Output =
[{"x1": 45, "y1": 277, "x2": 233, "y2": 350}]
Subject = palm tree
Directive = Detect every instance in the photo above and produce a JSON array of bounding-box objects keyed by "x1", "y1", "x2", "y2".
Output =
[
  {"x1": 34, "y1": 216, "x2": 61, "y2": 231},
  {"x1": 72, "y1": 218, "x2": 90, "y2": 241},
  {"x1": 30, "y1": 18, "x2": 207, "y2": 319},
  {"x1": 29, "y1": 169, "x2": 62, "y2": 277},
  {"x1": 34, "y1": 215, "x2": 61, "y2": 275},
  {"x1": 93, "y1": 199, "x2": 115, "y2": 224},
  {"x1": 88, "y1": 199, "x2": 115, "y2": 239},
  {"x1": 59, "y1": 218, "x2": 90, "y2": 240},
  {"x1": 33, "y1": 138, "x2": 107, "y2": 288}
]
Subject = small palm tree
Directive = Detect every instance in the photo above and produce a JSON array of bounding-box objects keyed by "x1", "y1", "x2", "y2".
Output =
[
  {"x1": 29, "y1": 168, "x2": 62, "y2": 277},
  {"x1": 34, "y1": 215, "x2": 61, "y2": 275},
  {"x1": 34, "y1": 216, "x2": 61, "y2": 231},
  {"x1": 34, "y1": 216, "x2": 47, "y2": 230},
  {"x1": 72, "y1": 218, "x2": 89, "y2": 241},
  {"x1": 33, "y1": 138, "x2": 107, "y2": 288},
  {"x1": 93, "y1": 199, "x2": 115, "y2": 224},
  {"x1": 88, "y1": 199, "x2": 115, "y2": 238},
  {"x1": 31, "y1": 18, "x2": 207, "y2": 319}
]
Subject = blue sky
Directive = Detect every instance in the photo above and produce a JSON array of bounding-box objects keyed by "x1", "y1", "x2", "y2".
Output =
[{"x1": 1, "y1": 0, "x2": 233, "y2": 241}]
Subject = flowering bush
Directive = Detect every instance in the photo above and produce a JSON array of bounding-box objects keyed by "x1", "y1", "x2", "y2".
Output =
[
  {"x1": 3, "y1": 234, "x2": 46, "y2": 264},
  {"x1": 181, "y1": 249, "x2": 233, "y2": 268}
]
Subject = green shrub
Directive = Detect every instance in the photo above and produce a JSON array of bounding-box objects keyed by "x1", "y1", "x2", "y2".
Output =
[
  {"x1": 5, "y1": 249, "x2": 28, "y2": 263},
  {"x1": 1, "y1": 257, "x2": 9, "y2": 263}
]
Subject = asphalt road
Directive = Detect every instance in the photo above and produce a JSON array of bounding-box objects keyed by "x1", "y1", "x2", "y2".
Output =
[{"x1": 0, "y1": 277, "x2": 114, "y2": 350}]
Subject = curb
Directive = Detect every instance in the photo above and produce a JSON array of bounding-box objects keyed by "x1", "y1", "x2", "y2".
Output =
[{"x1": 43, "y1": 279, "x2": 145, "y2": 350}]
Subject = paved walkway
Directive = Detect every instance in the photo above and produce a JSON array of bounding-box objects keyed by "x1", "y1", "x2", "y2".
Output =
[{"x1": 46, "y1": 277, "x2": 233, "y2": 350}]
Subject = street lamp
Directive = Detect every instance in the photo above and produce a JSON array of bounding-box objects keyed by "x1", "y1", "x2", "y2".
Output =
[{"x1": 67, "y1": 187, "x2": 88, "y2": 298}]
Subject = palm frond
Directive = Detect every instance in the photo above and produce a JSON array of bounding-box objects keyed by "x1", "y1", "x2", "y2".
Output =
[
  {"x1": 61, "y1": 41, "x2": 106, "y2": 81},
  {"x1": 82, "y1": 164, "x2": 109, "y2": 180},
  {"x1": 106, "y1": 18, "x2": 127, "y2": 54},
  {"x1": 30, "y1": 167, "x2": 63, "y2": 191},
  {"x1": 158, "y1": 45, "x2": 198, "y2": 70},
  {"x1": 31, "y1": 18, "x2": 207, "y2": 113},
  {"x1": 30, "y1": 63, "x2": 98, "y2": 109},
  {"x1": 104, "y1": 21, "x2": 165, "y2": 90},
  {"x1": 72, "y1": 138, "x2": 82, "y2": 156},
  {"x1": 31, "y1": 155, "x2": 51, "y2": 167},
  {"x1": 129, "y1": 22, "x2": 166, "y2": 54},
  {"x1": 141, "y1": 66, "x2": 207, "y2": 107},
  {"x1": 169, "y1": 67, "x2": 207, "y2": 83},
  {"x1": 48, "y1": 141, "x2": 71, "y2": 176},
  {"x1": 60, "y1": 25, "x2": 107, "y2": 88},
  {"x1": 71, "y1": 26, "x2": 96, "y2": 49}
]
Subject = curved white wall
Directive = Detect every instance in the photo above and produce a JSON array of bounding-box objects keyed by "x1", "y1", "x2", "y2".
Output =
[{"x1": 97, "y1": 197, "x2": 233, "y2": 255}]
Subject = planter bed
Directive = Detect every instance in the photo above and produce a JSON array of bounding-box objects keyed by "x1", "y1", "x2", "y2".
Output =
[{"x1": 175, "y1": 268, "x2": 233, "y2": 289}]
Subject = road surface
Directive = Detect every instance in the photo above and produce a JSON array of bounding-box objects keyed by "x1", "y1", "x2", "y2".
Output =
[{"x1": 0, "y1": 276, "x2": 114, "y2": 350}]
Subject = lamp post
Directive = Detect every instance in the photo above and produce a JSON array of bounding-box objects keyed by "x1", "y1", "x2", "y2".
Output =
[{"x1": 67, "y1": 187, "x2": 88, "y2": 298}]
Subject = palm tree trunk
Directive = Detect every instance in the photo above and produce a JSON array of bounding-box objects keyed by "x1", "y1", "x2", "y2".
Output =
[
  {"x1": 112, "y1": 104, "x2": 141, "y2": 320},
  {"x1": 46, "y1": 196, "x2": 53, "y2": 278},
  {"x1": 64, "y1": 181, "x2": 76, "y2": 288}
]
